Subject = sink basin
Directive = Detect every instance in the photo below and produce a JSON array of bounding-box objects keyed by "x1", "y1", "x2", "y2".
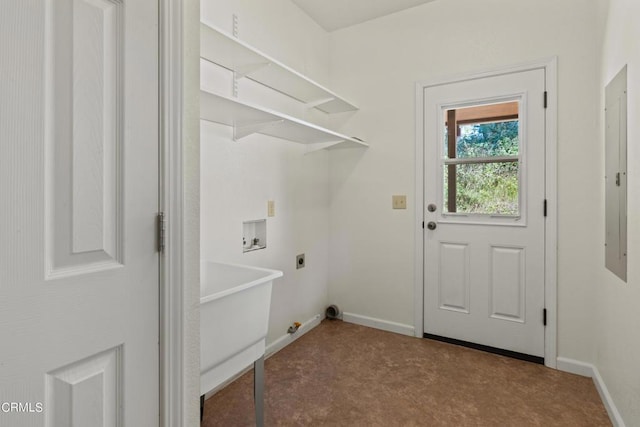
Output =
[{"x1": 199, "y1": 261, "x2": 283, "y2": 395}]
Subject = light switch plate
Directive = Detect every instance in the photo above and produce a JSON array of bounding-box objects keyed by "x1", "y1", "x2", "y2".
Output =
[
  {"x1": 392, "y1": 195, "x2": 407, "y2": 209},
  {"x1": 267, "y1": 200, "x2": 275, "y2": 217}
]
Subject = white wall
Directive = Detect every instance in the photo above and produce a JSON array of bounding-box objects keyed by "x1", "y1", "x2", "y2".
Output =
[
  {"x1": 200, "y1": 0, "x2": 332, "y2": 345},
  {"x1": 596, "y1": 0, "x2": 640, "y2": 423},
  {"x1": 328, "y1": 0, "x2": 602, "y2": 362}
]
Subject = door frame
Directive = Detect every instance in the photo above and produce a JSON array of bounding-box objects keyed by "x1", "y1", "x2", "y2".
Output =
[
  {"x1": 159, "y1": 0, "x2": 196, "y2": 425},
  {"x1": 413, "y1": 57, "x2": 558, "y2": 368}
]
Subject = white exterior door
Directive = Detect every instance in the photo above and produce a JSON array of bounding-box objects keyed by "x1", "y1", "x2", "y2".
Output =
[
  {"x1": 423, "y1": 69, "x2": 546, "y2": 359},
  {"x1": 0, "y1": 1, "x2": 159, "y2": 425}
]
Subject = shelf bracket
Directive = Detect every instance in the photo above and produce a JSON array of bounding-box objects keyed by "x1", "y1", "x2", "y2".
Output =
[
  {"x1": 234, "y1": 62, "x2": 270, "y2": 79},
  {"x1": 233, "y1": 119, "x2": 285, "y2": 141},
  {"x1": 305, "y1": 140, "x2": 345, "y2": 153},
  {"x1": 306, "y1": 97, "x2": 336, "y2": 110}
]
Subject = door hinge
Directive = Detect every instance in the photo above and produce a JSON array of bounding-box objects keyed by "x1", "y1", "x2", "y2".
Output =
[
  {"x1": 543, "y1": 308, "x2": 547, "y2": 326},
  {"x1": 543, "y1": 199, "x2": 547, "y2": 217},
  {"x1": 543, "y1": 91, "x2": 548, "y2": 109},
  {"x1": 157, "y1": 212, "x2": 166, "y2": 253}
]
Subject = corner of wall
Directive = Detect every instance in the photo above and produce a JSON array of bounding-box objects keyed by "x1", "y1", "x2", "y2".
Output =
[{"x1": 556, "y1": 357, "x2": 626, "y2": 427}]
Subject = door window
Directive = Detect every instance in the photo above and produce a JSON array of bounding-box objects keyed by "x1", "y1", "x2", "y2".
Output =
[{"x1": 442, "y1": 100, "x2": 521, "y2": 217}]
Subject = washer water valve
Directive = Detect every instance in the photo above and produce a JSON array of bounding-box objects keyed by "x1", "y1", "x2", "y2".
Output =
[{"x1": 287, "y1": 322, "x2": 302, "y2": 334}]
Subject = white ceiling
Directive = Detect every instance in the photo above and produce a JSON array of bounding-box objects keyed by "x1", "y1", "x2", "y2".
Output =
[{"x1": 292, "y1": 0, "x2": 437, "y2": 32}]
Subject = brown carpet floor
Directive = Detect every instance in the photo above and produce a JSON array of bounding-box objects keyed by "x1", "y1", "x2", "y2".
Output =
[{"x1": 202, "y1": 320, "x2": 610, "y2": 426}]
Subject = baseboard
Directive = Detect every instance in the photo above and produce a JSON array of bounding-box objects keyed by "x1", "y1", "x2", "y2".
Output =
[
  {"x1": 342, "y1": 312, "x2": 415, "y2": 337},
  {"x1": 556, "y1": 357, "x2": 595, "y2": 377},
  {"x1": 265, "y1": 314, "x2": 323, "y2": 357},
  {"x1": 556, "y1": 357, "x2": 626, "y2": 427}
]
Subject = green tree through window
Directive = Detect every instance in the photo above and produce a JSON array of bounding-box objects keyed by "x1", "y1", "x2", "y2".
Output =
[{"x1": 444, "y1": 121, "x2": 520, "y2": 215}]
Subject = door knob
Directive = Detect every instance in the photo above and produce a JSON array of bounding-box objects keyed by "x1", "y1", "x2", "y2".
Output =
[{"x1": 427, "y1": 221, "x2": 437, "y2": 230}]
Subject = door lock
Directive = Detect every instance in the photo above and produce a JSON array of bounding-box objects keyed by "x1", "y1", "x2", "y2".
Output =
[
  {"x1": 427, "y1": 221, "x2": 437, "y2": 230},
  {"x1": 427, "y1": 204, "x2": 437, "y2": 212}
]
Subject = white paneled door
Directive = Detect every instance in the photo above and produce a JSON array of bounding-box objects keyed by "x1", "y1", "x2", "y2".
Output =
[
  {"x1": 423, "y1": 69, "x2": 546, "y2": 359},
  {"x1": 1, "y1": 1, "x2": 159, "y2": 426}
]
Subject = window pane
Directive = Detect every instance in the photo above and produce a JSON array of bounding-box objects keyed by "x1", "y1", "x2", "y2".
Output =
[
  {"x1": 457, "y1": 122, "x2": 519, "y2": 158},
  {"x1": 443, "y1": 162, "x2": 519, "y2": 215},
  {"x1": 443, "y1": 101, "x2": 520, "y2": 159}
]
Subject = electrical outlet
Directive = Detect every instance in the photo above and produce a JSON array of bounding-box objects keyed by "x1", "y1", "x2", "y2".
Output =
[
  {"x1": 392, "y1": 195, "x2": 407, "y2": 209},
  {"x1": 267, "y1": 200, "x2": 275, "y2": 217},
  {"x1": 296, "y1": 253, "x2": 305, "y2": 269}
]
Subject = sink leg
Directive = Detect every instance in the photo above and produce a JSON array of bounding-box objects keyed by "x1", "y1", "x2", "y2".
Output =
[
  {"x1": 254, "y1": 355, "x2": 264, "y2": 427},
  {"x1": 200, "y1": 394, "x2": 205, "y2": 424}
]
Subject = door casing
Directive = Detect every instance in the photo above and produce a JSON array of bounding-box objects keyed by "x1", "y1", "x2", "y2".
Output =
[
  {"x1": 413, "y1": 58, "x2": 558, "y2": 368},
  {"x1": 159, "y1": 0, "x2": 195, "y2": 425}
]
